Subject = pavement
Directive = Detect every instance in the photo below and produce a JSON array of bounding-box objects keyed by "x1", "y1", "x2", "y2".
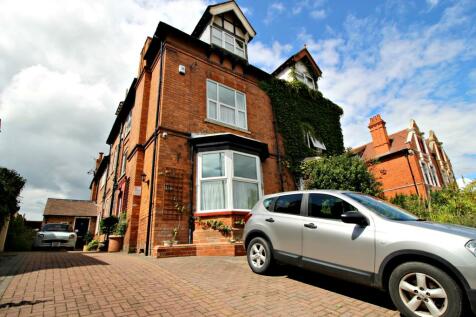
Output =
[{"x1": 0, "y1": 252, "x2": 400, "y2": 316}]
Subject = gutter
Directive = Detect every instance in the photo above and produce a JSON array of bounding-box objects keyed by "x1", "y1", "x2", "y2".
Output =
[{"x1": 145, "y1": 39, "x2": 165, "y2": 256}]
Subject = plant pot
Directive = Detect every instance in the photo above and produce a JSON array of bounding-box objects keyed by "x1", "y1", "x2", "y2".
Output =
[
  {"x1": 163, "y1": 240, "x2": 171, "y2": 247},
  {"x1": 108, "y1": 235, "x2": 124, "y2": 252},
  {"x1": 171, "y1": 240, "x2": 178, "y2": 246}
]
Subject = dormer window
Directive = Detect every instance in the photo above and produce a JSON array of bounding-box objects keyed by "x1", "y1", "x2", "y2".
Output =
[
  {"x1": 211, "y1": 26, "x2": 246, "y2": 58},
  {"x1": 295, "y1": 71, "x2": 316, "y2": 90}
]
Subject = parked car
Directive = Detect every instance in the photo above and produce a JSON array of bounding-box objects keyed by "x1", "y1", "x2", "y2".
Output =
[
  {"x1": 243, "y1": 190, "x2": 476, "y2": 317},
  {"x1": 33, "y1": 223, "x2": 77, "y2": 250}
]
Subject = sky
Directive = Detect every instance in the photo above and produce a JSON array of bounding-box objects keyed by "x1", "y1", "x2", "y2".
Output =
[{"x1": 0, "y1": 0, "x2": 475, "y2": 221}]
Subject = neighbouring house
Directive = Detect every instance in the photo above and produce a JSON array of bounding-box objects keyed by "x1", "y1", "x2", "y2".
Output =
[
  {"x1": 352, "y1": 114, "x2": 456, "y2": 199},
  {"x1": 89, "y1": 0, "x2": 343, "y2": 256},
  {"x1": 43, "y1": 198, "x2": 98, "y2": 247}
]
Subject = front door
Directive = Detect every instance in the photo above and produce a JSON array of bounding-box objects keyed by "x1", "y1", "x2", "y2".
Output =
[
  {"x1": 302, "y1": 193, "x2": 375, "y2": 283},
  {"x1": 74, "y1": 218, "x2": 90, "y2": 248}
]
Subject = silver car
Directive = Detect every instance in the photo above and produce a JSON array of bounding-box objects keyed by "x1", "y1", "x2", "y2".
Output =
[
  {"x1": 33, "y1": 223, "x2": 77, "y2": 250},
  {"x1": 243, "y1": 190, "x2": 476, "y2": 317}
]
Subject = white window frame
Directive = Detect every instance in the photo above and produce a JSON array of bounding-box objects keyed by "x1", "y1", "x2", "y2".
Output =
[
  {"x1": 120, "y1": 152, "x2": 127, "y2": 176},
  {"x1": 196, "y1": 150, "x2": 263, "y2": 213},
  {"x1": 206, "y1": 79, "x2": 248, "y2": 130},
  {"x1": 210, "y1": 26, "x2": 246, "y2": 58},
  {"x1": 124, "y1": 111, "x2": 132, "y2": 136},
  {"x1": 294, "y1": 70, "x2": 316, "y2": 90},
  {"x1": 99, "y1": 172, "x2": 106, "y2": 188}
]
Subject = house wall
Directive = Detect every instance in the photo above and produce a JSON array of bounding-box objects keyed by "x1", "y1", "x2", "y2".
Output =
[{"x1": 43, "y1": 216, "x2": 97, "y2": 233}]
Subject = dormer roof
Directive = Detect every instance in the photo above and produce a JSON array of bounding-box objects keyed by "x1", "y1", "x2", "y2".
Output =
[
  {"x1": 272, "y1": 47, "x2": 322, "y2": 79},
  {"x1": 191, "y1": 0, "x2": 256, "y2": 41}
]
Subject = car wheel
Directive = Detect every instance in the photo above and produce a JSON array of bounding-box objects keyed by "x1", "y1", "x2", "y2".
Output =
[
  {"x1": 389, "y1": 262, "x2": 463, "y2": 317},
  {"x1": 247, "y1": 237, "x2": 273, "y2": 274}
]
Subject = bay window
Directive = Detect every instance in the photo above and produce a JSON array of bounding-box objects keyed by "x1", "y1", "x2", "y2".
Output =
[
  {"x1": 198, "y1": 150, "x2": 262, "y2": 212},
  {"x1": 207, "y1": 79, "x2": 247, "y2": 130}
]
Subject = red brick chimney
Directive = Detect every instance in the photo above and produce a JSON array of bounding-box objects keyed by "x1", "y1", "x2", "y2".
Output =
[
  {"x1": 95, "y1": 152, "x2": 104, "y2": 169},
  {"x1": 368, "y1": 114, "x2": 391, "y2": 155}
]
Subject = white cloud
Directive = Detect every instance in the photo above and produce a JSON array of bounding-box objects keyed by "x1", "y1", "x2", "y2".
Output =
[
  {"x1": 0, "y1": 0, "x2": 208, "y2": 220},
  {"x1": 310, "y1": 9, "x2": 326, "y2": 20},
  {"x1": 427, "y1": 0, "x2": 439, "y2": 9},
  {"x1": 264, "y1": 2, "x2": 286, "y2": 25},
  {"x1": 248, "y1": 41, "x2": 293, "y2": 72},
  {"x1": 457, "y1": 177, "x2": 473, "y2": 189}
]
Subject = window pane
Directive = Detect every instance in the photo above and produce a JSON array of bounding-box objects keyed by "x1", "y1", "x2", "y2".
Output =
[
  {"x1": 235, "y1": 39, "x2": 244, "y2": 49},
  {"x1": 207, "y1": 81, "x2": 217, "y2": 100},
  {"x1": 220, "y1": 105, "x2": 235, "y2": 125},
  {"x1": 225, "y1": 33, "x2": 234, "y2": 44},
  {"x1": 233, "y1": 181, "x2": 258, "y2": 209},
  {"x1": 236, "y1": 48, "x2": 245, "y2": 58},
  {"x1": 233, "y1": 153, "x2": 257, "y2": 179},
  {"x1": 237, "y1": 112, "x2": 246, "y2": 129},
  {"x1": 212, "y1": 36, "x2": 222, "y2": 46},
  {"x1": 225, "y1": 42, "x2": 234, "y2": 52},
  {"x1": 274, "y1": 194, "x2": 302, "y2": 215},
  {"x1": 207, "y1": 100, "x2": 217, "y2": 120},
  {"x1": 263, "y1": 198, "x2": 274, "y2": 211},
  {"x1": 236, "y1": 93, "x2": 245, "y2": 110},
  {"x1": 201, "y1": 180, "x2": 226, "y2": 210},
  {"x1": 211, "y1": 27, "x2": 222, "y2": 39},
  {"x1": 202, "y1": 153, "x2": 224, "y2": 178},
  {"x1": 218, "y1": 85, "x2": 235, "y2": 106},
  {"x1": 308, "y1": 194, "x2": 356, "y2": 220}
]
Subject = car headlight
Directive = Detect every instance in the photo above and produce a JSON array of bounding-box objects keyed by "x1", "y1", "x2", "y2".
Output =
[
  {"x1": 69, "y1": 234, "x2": 76, "y2": 239},
  {"x1": 38, "y1": 234, "x2": 44, "y2": 238},
  {"x1": 465, "y1": 240, "x2": 476, "y2": 257}
]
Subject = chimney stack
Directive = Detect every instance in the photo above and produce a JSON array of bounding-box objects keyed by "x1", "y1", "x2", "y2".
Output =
[
  {"x1": 95, "y1": 152, "x2": 104, "y2": 169},
  {"x1": 368, "y1": 114, "x2": 391, "y2": 155}
]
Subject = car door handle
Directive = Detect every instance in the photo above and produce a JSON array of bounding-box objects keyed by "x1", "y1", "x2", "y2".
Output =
[
  {"x1": 265, "y1": 218, "x2": 275, "y2": 223},
  {"x1": 304, "y1": 223, "x2": 317, "y2": 229}
]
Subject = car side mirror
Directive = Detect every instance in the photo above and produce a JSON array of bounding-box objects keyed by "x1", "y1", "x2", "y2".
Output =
[{"x1": 341, "y1": 211, "x2": 368, "y2": 226}]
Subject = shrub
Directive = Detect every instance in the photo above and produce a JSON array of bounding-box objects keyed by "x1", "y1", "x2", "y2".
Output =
[
  {"x1": 86, "y1": 239, "x2": 99, "y2": 251},
  {"x1": 114, "y1": 212, "x2": 127, "y2": 236},
  {"x1": 301, "y1": 152, "x2": 382, "y2": 196},
  {"x1": 99, "y1": 216, "x2": 118, "y2": 236},
  {"x1": 5, "y1": 214, "x2": 35, "y2": 251},
  {"x1": 390, "y1": 181, "x2": 476, "y2": 227}
]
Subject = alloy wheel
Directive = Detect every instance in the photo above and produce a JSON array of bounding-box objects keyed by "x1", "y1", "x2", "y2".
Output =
[
  {"x1": 398, "y1": 272, "x2": 448, "y2": 317},
  {"x1": 250, "y1": 242, "x2": 266, "y2": 269}
]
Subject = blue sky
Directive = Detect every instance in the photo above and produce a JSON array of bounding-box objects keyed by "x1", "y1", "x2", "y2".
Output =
[{"x1": 0, "y1": 0, "x2": 475, "y2": 220}]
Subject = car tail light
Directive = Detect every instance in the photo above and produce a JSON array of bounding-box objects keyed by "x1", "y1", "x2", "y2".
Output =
[{"x1": 244, "y1": 213, "x2": 252, "y2": 224}]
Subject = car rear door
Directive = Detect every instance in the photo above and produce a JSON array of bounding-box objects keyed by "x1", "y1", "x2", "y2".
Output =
[
  {"x1": 265, "y1": 193, "x2": 307, "y2": 265},
  {"x1": 302, "y1": 193, "x2": 375, "y2": 283}
]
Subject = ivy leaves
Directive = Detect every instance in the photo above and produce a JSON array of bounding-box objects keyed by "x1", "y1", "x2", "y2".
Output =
[{"x1": 260, "y1": 78, "x2": 344, "y2": 176}]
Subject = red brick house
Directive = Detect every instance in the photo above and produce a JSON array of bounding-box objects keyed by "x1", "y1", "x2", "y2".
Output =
[
  {"x1": 352, "y1": 114, "x2": 455, "y2": 199},
  {"x1": 89, "y1": 1, "x2": 342, "y2": 256}
]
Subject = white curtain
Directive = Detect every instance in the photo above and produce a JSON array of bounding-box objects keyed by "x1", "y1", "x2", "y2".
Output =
[
  {"x1": 201, "y1": 180, "x2": 226, "y2": 210},
  {"x1": 233, "y1": 181, "x2": 258, "y2": 210}
]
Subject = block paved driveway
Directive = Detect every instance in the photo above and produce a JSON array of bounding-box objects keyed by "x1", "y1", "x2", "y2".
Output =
[{"x1": 0, "y1": 252, "x2": 400, "y2": 317}]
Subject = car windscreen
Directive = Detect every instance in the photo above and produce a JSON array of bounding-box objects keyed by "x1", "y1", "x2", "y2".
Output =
[
  {"x1": 42, "y1": 224, "x2": 71, "y2": 232},
  {"x1": 343, "y1": 192, "x2": 418, "y2": 221}
]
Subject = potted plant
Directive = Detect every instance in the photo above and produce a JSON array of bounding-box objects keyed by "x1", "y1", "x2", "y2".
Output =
[
  {"x1": 82, "y1": 231, "x2": 93, "y2": 252},
  {"x1": 99, "y1": 215, "x2": 118, "y2": 252},
  {"x1": 86, "y1": 239, "x2": 99, "y2": 251},
  {"x1": 108, "y1": 212, "x2": 127, "y2": 252},
  {"x1": 163, "y1": 203, "x2": 185, "y2": 246}
]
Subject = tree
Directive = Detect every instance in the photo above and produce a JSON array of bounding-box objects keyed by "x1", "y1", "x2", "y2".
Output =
[
  {"x1": 301, "y1": 153, "x2": 381, "y2": 196},
  {"x1": 0, "y1": 167, "x2": 26, "y2": 228}
]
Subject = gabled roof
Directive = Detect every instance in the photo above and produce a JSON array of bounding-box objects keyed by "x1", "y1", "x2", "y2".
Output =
[
  {"x1": 106, "y1": 78, "x2": 137, "y2": 145},
  {"x1": 44, "y1": 198, "x2": 97, "y2": 217},
  {"x1": 191, "y1": 0, "x2": 256, "y2": 40},
  {"x1": 352, "y1": 129, "x2": 410, "y2": 161},
  {"x1": 272, "y1": 47, "x2": 323, "y2": 79}
]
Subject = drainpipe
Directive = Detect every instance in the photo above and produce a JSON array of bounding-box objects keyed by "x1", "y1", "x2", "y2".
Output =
[
  {"x1": 405, "y1": 150, "x2": 420, "y2": 197},
  {"x1": 270, "y1": 101, "x2": 284, "y2": 192},
  {"x1": 109, "y1": 124, "x2": 124, "y2": 217},
  {"x1": 145, "y1": 40, "x2": 165, "y2": 256},
  {"x1": 188, "y1": 144, "x2": 195, "y2": 244}
]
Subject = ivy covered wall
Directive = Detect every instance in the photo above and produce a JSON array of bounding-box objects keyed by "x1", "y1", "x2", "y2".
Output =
[{"x1": 260, "y1": 78, "x2": 345, "y2": 176}]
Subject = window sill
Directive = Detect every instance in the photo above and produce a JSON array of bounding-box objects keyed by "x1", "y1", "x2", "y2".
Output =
[{"x1": 204, "y1": 118, "x2": 251, "y2": 134}]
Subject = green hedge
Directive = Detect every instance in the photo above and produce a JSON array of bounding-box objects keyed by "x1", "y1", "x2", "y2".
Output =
[
  {"x1": 391, "y1": 181, "x2": 476, "y2": 227},
  {"x1": 260, "y1": 78, "x2": 344, "y2": 176}
]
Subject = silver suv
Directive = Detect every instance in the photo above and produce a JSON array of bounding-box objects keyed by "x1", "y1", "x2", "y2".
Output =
[{"x1": 243, "y1": 190, "x2": 476, "y2": 317}]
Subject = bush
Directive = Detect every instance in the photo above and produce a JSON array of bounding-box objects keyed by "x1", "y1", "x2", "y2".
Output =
[
  {"x1": 86, "y1": 239, "x2": 99, "y2": 251},
  {"x1": 99, "y1": 216, "x2": 118, "y2": 236},
  {"x1": 301, "y1": 152, "x2": 382, "y2": 196},
  {"x1": 390, "y1": 181, "x2": 476, "y2": 227},
  {"x1": 114, "y1": 212, "x2": 127, "y2": 236},
  {"x1": 5, "y1": 214, "x2": 35, "y2": 251},
  {"x1": 84, "y1": 231, "x2": 93, "y2": 244}
]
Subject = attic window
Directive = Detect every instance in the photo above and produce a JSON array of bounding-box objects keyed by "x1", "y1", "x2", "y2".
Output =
[
  {"x1": 306, "y1": 132, "x2": 326, "y2": 151},
  {"x1": 210, "y1": 26, "x2": 245, "y2": 58},
  {"x1": 295, "y1": 71, "x2": 316, "y2": 90}
]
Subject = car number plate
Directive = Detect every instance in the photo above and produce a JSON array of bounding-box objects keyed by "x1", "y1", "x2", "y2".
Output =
[{"x1": 52, "y1": 242, "x2": 60, "y2": 247}]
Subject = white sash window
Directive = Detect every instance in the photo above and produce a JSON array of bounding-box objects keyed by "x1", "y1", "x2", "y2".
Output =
[{"x1": 207, "y1": 79, "x2": 247, "y2": 130}]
